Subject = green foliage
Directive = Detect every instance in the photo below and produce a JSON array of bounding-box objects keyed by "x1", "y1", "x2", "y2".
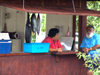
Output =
[
  {"x1": 76, "y1": 16, "x2": 79, "y2": 32},
  {"x1": 87, "y1": 1, "x2": 100, "y2": 34},
  {"x1": 87, "y1": 16, "x2": 100, "y2": 34},
  {"x1": 77, "y1": 51, "x2": 100, "y2": 72},
  {"x1": 76, "y1": 2, "x2": 100, "y2": 34},
  {"x1": 87, "y1": 1, "x2": 100, "y2": 11},
  {"x1": 32, "y1": 33, "x2": 36, "y2": 42},
  {"x1": 41, "y1": 14, "x2": 46, "y2": 32}
]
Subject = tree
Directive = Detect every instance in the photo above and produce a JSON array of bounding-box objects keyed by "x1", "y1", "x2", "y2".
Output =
[{"x1": 87, "y1": 1, "x2": 100, "y2": 34}]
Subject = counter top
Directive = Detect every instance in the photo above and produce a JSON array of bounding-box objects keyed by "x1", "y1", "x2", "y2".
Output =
[
  {"x1": 53, "y1": 51, "x2": 78, "y2": 55},
  {"x1": 0, "y1": 51, "x2": 78, "y2": 57}
]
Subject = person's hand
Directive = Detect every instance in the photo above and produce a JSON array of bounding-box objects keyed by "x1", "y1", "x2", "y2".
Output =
[
  {"x1": 58, "y1": 48, "x2": 62, "y2": 52},
  {"x1": 49, "y1": 48, "x2": 58, "y2": 52},
  {"x1": 83, "y1": 48, "x2": 90, "y2": 53}
]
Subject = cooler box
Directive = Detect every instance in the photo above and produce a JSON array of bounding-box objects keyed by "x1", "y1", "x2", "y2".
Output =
[
  {"x1": 0, "y1": 40, "x2": 11, "y2": 54},
  {"x1": 24, "y1": 43, "x2": 50, "y2": 53}
]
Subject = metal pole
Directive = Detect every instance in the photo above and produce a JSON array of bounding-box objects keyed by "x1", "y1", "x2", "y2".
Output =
[
  {"x1": 23, "y1": 0, "x2": 24, "y2": 9},
  {"x1": 72, "y1": 0, "x2": 76, "y2": 12}
]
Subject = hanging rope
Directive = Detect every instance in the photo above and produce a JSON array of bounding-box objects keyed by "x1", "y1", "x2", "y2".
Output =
[
  {"x1": 72, "y1": 0, "x2": 76, "y2": 12},
  {"x1": 23, "y1": 0, "x2": 25, "y2": 9}
]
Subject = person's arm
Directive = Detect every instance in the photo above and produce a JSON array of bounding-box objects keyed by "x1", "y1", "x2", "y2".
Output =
[
  {"x1": 49, "y1": 48, "x2": 58, "y2": 52},
  {"x1": 58, "y1": 48, "x2": 63, "y2": 52},
  {"x1": 82, "y1": 48, "x2": 89, "y2": 53},
  {"x1": 89, "y1": 45, "x2": 100, "y2": 51},
  {"x1": 82, "y1": 45, "x2": 100, "y2": 54},
  {"x1": 49, "y1": 48, "x2": 63, "y2": 52},
  {"x1": 57, "y1": 40, "x2": 63, "y2": 52}
]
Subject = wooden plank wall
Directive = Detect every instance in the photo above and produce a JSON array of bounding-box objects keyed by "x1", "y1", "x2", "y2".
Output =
[{"x1": 0, "y1": 54, "x2": 87, "y2": 75}]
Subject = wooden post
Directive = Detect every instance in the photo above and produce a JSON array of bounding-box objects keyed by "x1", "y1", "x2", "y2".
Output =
[
  {"x1": 72, "y1": 15, "x2": 76, "y2": 51},
  {"x1": 78, "y1": 16, "x2": 87, "y2": 50},
  {"x1": 78, "y1": 0, "x2": 87, "y2": 50}
]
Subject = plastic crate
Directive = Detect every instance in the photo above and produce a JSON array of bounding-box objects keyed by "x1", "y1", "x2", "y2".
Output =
[
  {"x1": 0, "y1": 40, "x2": 11, "y2": 54},
  {"x1": 24, "y1": 43, "x2": 50, "y2": 53}
]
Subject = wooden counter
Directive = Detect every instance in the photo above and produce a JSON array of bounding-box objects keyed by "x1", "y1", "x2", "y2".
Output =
[
  {"x1": 0, "y1": 51, "x2": 87, "y2": 75},
  {"x1": 0, "y1": 51, "x2": 78, "y2": 57},
  {"x1": 51, "y1": 51, "x2": 78, "y2": 55}
]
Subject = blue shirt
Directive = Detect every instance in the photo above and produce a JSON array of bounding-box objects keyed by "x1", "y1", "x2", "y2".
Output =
[{"x1": 80, "y1": 33, "x2": 100, "y2": 54}]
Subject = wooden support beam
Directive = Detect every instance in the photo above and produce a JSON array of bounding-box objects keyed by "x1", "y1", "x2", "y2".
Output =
[
  {"x1": 78, "y1": 16, "x2": 87, "y2": 50},
  {"x1": 1, "y1": 0, "x2": 100, "y2": 17},
  {"x1": 0, "y1": 0, "x2": 82, "y2": 9},
  {"x1": 72, "y1": 15, "x2": 76, "y2": 51},
  {"x1": 1, "y1": 3, "x2": 100, "y2": 17},
  {"x1": 78, "y1": 0, "x2": 87, "y2": 51}
]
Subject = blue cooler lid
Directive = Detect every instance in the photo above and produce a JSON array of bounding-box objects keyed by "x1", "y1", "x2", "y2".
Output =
[{"x1": 0, "y1": 40, "x2": 11, "y2": 43}]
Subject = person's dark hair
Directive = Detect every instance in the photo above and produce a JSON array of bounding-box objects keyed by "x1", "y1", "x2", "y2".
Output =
[
  {"x1": 48, "y1": 28, "x2": 59, "y2": 38},
  {"x1": 87, "y1": 25, "x2": 94, "y2": 29}
]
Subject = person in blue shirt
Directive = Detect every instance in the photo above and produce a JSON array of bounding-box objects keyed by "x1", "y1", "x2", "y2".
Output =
[
  {"x1": 80, "y1": 25, "x2": 100, "y2": 75},
  {"x1": 80, "y1": 25, "x2": 100, "y2": 54}
]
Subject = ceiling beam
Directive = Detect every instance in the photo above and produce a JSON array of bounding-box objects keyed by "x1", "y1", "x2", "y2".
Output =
[{"x1": 0, "y1": 0, "x2": 100, "y2": 17}]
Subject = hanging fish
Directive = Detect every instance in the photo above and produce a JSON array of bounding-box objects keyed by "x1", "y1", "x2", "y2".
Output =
[
  {"x1": 25, "y1": 12, "x2": 32, "y2": 43},
  {"x1": 37, "y1": 13, "x2": 41, "y2": 35},
  {"x1": 31, "y1": 13, "x2": 37, "y2": 33}
]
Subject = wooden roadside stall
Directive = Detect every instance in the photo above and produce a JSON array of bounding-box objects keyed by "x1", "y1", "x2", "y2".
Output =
[{"x1": 0, "y1": 0, "x2": 100, "y2": 75}]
